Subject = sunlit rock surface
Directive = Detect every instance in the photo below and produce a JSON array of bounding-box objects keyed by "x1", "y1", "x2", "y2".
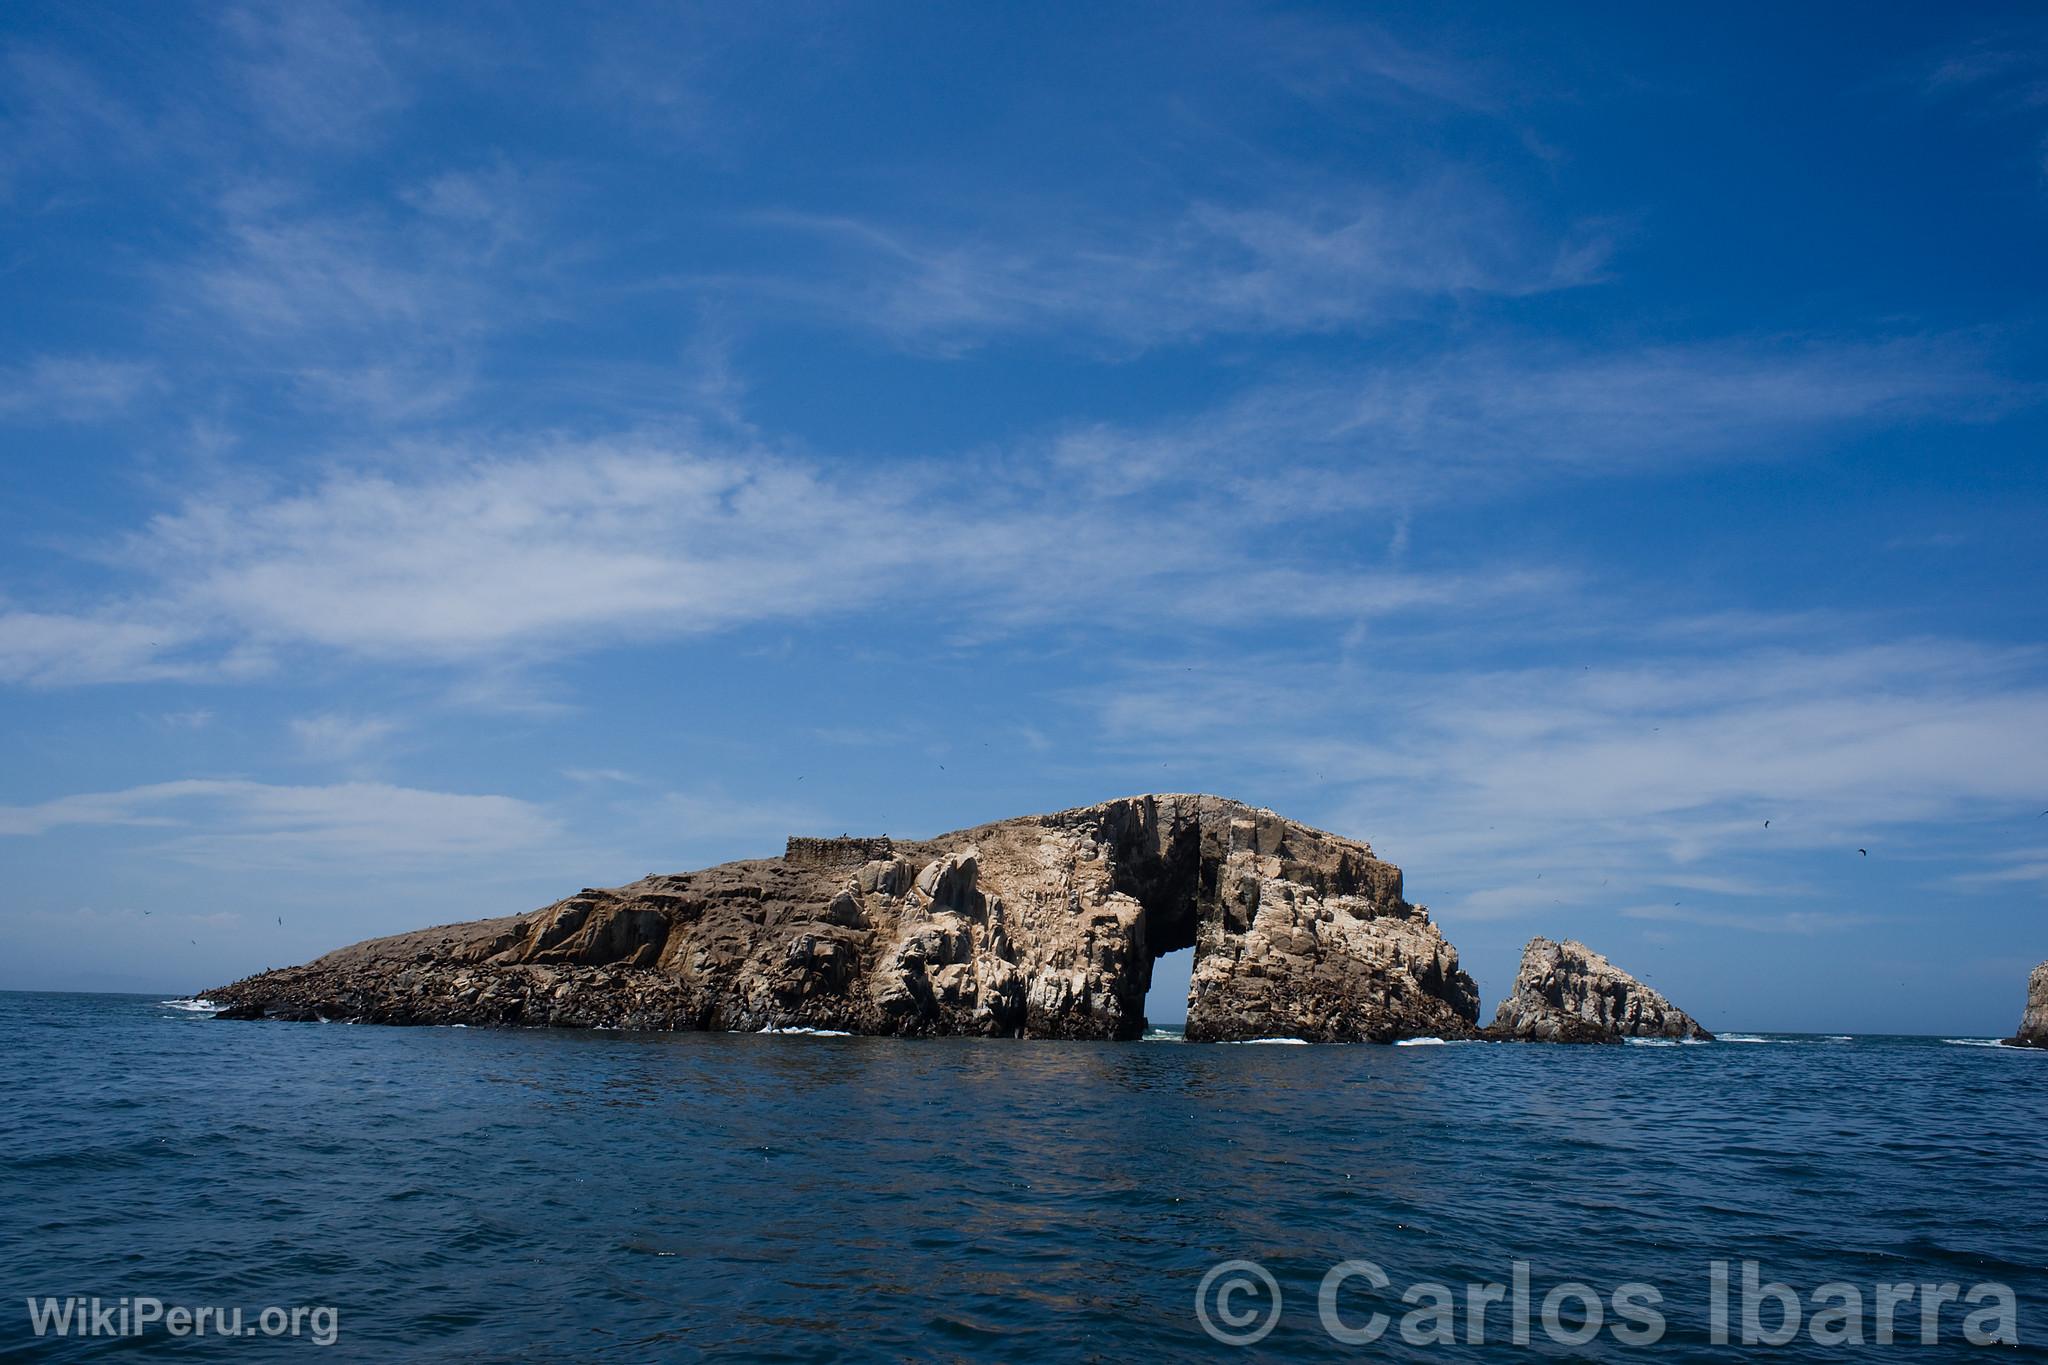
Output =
[
  {"x1": 1485, "y1": 937, "x2": 1712, "y2": 1043},
  {"x1": 211, "y1": 794, "x2": 1481, "y2": 1043}
]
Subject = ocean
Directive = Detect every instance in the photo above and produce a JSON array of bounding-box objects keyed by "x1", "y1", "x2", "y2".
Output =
[{"x1": 3, "y1": 991, "x2": 2043, "y2": 1360}]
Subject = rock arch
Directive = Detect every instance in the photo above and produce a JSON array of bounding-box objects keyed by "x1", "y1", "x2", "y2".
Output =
[{"x1": 211, "y1": 794, "x2": 1483, "y2": 1043}]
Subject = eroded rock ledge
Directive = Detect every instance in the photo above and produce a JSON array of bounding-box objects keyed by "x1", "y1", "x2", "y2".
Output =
[
  {"x1": 210, "y1": 794, "x2": 1481, "y2": 1043},
  {"x1": 1484, "y1": 937, "x2": 1712, "y2": 1043},
  {"x1": 2004, "y1": 963, "x2": 2048, "y2": 1050}
]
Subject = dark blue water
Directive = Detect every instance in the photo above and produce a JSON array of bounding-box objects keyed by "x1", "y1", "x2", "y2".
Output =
[{"x1": 3, "y1": 994, "x2": 2044, "y2": 1360}]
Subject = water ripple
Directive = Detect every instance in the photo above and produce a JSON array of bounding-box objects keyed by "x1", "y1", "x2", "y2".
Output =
[{"x1": 0, "y1": 996, "x2": 2042, "y2": 1361}]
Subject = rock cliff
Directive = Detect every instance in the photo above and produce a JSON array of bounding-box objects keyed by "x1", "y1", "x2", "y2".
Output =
[
  {"x1": 2004, "y1": 962, "x2": 2048, "y2": 1049},
  {"x1": 1485, "y1": 937, "x2": 1711, "y2": 1043},
  {"x1": 210, "y1": 794, "x2": 1481, "y2": 1043}
]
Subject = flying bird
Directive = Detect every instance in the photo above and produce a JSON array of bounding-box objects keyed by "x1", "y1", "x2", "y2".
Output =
[
  {"x1": 1858, "y1": 848, "x2": 1867, "y2": 857},
  {"x1": 1763, "y1": 820, "x2": 1770, "y2": 828}
]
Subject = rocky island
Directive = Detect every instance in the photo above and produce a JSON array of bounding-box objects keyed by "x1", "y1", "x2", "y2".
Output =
[
  {"x1": 212, "y1": 793, "x2": 1720, "y2": 1045},
  {"x1": 1485, "y1": 937, "x2": 1712, "y2": 1043},
  {"x1": 2005, "y1": 962, "x2": 2048, "y2": 1049},
  {"x1": 212, "y1": 795, "x2": 1483, "y2": 1043}
]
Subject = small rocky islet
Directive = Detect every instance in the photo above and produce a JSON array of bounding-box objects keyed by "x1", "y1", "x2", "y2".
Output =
[
  {"x1": 213, "y1": 795, "x2": 1473, "y2": 1043},
  {"x1": 2005, "y1": 962, "x2": 2048, "y2": 1049},
  {"x1": 210, "y1": 792, "x2": 1715, "y2": 1044}
]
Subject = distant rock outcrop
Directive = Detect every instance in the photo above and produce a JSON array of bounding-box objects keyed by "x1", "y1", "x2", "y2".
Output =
[
  {"x1": 2004, "y1": 963, "x2": 2048, "y2": 1050},
  {"x1": 1485, "y1": 937, "x2": 1712, "y2": 1043},
  {"x1": 211, "y1": 794, "x2": 1482, "y2": 1043}
]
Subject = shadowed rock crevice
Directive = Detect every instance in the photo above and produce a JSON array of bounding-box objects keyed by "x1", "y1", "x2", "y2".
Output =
[{"x1": 211, "y1": 793, "x2": 1482, "y2": 1043}]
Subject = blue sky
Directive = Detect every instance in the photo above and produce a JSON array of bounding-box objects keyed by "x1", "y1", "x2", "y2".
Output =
[{"x1": 3, "y1": 2, "x2": 2045, "y2": 1033}]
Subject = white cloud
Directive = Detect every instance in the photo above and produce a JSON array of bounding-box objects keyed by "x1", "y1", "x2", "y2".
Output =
[
  {"x1": 1046, "y1": 337, "x2": 2022, "y2": 510},
  {"x1": 731, "y1": 183, "x2": 1608, "y2": 350},
  {"x1": 0, "y1": 45, "x2": 170, "y2": 197},
  {"x1": 192, "y1": 191, "x2": 471, "y2": 339},
  {"x1": 1257, "y1": 13, "x2": 1496, "y2": 110},
  {"x1": 291, "y1": 712, "x2": 399, "y2": 761},
  {"x1": 218, "y1": 0, "x2": 409, "y2": 149},
  {"x1": 1948, "y1": 848, "x2": 2048, "y2": 889},
  {"x1": 0, "y1": 329, "x2": 2024, "y2": 687},
  {"x1": 0, "y1": 778, "x2": 559, "y2": 869},
  {"x1": 160, "y1": 158, "x2": 563, "y2": 423},
  {"x1": 1921, "y1": 27, "x2": 2048, "y2": 186},
  {"x1": 135, "y1": 445, "x2": 931, "y2": 658},
  {"x1": 1079, "y1": 632, "x2": 2048, "y2": 927},
  {"x1": 0, "y1": 432, "x2": 1554, "y2": 681},
  {"x1": 0, "y1": 612, "x2": 193, "y2": 686},
  {"x1": 0, "y1": 356, "x2": 162, "y2": 422},
  {"x1": 1619, "y1": 904, "x2": 1886, "y2": 935},
  {"x1": 562, "y1": 767, "x2": 642, "y2": 786}
]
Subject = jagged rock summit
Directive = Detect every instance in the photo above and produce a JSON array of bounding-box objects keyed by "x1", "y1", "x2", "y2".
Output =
[
  {"x1": 1486, "y1": 937, "x2": 1712, "y2": 1043},
  {"x1": 211, "y1": 794, "x2": 1482, "y2": 1044},
  {"x1": 2004, "y1": 962, "x2": 2048, "y2": 1050}
]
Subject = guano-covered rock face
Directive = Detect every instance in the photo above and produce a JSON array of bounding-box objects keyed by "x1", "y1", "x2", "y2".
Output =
[
  {"x1": 1486, "y1": 937, "x2": 1712, "y2": 1043},
  {"x1": 209, "y1": 794, "x2": 1481, "y2": 1043},
  {"x1": 2005, "y1": 963, "x2": 2048, "y2": 1050}
]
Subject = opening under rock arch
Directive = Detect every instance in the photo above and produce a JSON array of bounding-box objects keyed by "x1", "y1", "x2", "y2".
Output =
[
  {"x1": 1144, "y1": 946, "x2": 1194, "y2": 1029},
  {"x1": 1096, "y1": 801, "x2": 1221, "y2": 1036}
]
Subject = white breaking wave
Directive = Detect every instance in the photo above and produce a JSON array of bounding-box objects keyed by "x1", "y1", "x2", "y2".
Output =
[
  {"x1": 1943, "y1": 1038, "x2": 2031, "y2": 1050},
  {"x1": 1716, "y1": 1034, "x2": 1779, "y2": 1043},
  {"x1": 1825, "y1": 1035, "x2": 1854, "y2": 1043},
  {"x1": 756, "y1": 1025, "x2": 854, "y2": 1037},
  {"x1": 1394, "y1": 1037, "x2": 1452, "y2": 1046},
  {"x1": 1625, "y1": 1036, "x2": 1711, "y2": 1047},
  {"x1": 159, "y1": 998, "x2": 219, "y2": 1013},
  {"x1": 1225, "y1": 1037, "x2": 1311, "y2": 1045}
]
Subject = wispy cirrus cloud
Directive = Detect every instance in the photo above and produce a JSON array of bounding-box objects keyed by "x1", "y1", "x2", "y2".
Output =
[
  {"x1": 0, "y1": 429, "x2": 1563, "y2": 683},
  {"x1": 0, "y1": 43, "x2": 173, "y2": 198},
  {"x1": 1081, "y1": 632, "x2": 2048, "y2": 930},
  {"x1": 724, "y1": 183, "x2": 1610, "y2": 351},
  {"x1": 0, "y1": 356, "x2": 163, "y2": 423},
  {"x1": 1045, "y1": 334, "x2": 2025, "y2": 511},
  {"x1": 0, "y1": 320, "x2": 2024, "y2": 687},
  {"x1": 1255, "y1": 12, "x2": 1497, "y2": 110},
  {"x1": 290, "y1": 712, "x2": 400, "y2": 762},
  {"x1": 1922, "y1": 24, "x2": 2048, "y2": 183},
  {"x1": 0, "y1": 777, "x2": 558, "y2": 869},
  {"x1": 1948, "y1": 848, "x2": 2048, "y2": 889},
  {"x1": 216, "y1": 0, "x2": 411, "y2": 150},
  {"x1": 1925, "y1": 28, "x2": 2048, "y2": 109},
  {"x1": 0, "y1": 610, "x2": 202, "y2": 686},
  {"x1": 1619, "y1": 904, "x2": 1887, "y2": 935},
  {"x1": 164, "y1": 164, "x2": 565, "y2": 420}
]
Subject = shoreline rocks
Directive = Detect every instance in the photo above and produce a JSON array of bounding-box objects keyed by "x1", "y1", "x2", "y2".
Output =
[
  {"x1": 209, "y1": 794, "x2": 1481, "y2": 1044},
  {"x1": 1484, "y1": 937, "x2": 1712, "y2": 1044},
  {"x1": 2003, "y1": 963, "x2": 2048, "y2": 1049}
]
